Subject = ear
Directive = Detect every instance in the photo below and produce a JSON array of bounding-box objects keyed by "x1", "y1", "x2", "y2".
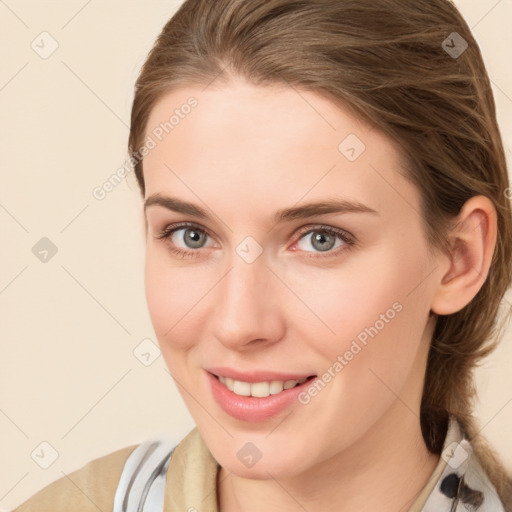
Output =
[{"x1": 430, "y1": 195, "x2": 497, "y2": 316}]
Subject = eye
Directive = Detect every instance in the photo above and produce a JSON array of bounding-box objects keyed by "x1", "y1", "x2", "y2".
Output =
[
  {"x1": 292, "y1": 225, "x2": 355, "y2": 258},
  {"x1": 155, "y1": 222, "x2": 214, "y2": 258}
]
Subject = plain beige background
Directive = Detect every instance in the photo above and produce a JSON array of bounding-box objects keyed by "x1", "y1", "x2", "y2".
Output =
[{"x1": 1, "y1": 0, "x2": 511, "y2": 509}]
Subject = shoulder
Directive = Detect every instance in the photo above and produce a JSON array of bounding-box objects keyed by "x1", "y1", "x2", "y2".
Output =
[{"x1": 12, "y1": 442, "x2": 140, "y2": 512}]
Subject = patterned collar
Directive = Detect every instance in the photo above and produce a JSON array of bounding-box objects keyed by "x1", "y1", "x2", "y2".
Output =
[{"x1": 420, "y1": 415, "x2": 505, "y2": 511}]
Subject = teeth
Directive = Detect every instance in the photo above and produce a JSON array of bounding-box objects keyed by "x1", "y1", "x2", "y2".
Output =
[
  {"x1": 224, "y1": 377, "x2": 234, "y2": 391},
  {"x1": 269, "y1": 381, "x2": 284, "y2": 394},
  {"x1": 218, "y1": 375, "x2": 308, "y2": 397},
  {"x1": 233, "y1": 380, "x2": 251, "y2": 396},
  {"x1": 251, "y1": 381, "x2": 270, "y2": 397}
]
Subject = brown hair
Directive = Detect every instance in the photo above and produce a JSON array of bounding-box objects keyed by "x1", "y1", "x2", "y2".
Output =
[{"x1": 129, "y1": 0, "x2": 512, "y2": 505}]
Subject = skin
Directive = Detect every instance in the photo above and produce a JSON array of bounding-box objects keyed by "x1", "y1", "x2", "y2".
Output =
[{"x1": 141, "y1": 77, "x2": 497, "y2": 511}]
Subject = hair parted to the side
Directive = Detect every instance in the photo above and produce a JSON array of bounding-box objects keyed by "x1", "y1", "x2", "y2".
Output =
[{"x1": 128, "y1": 0, "x2": 512, "y2": 505}]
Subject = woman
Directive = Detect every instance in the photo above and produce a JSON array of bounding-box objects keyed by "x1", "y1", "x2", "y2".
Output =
[{"x1": 13, "y1": 0, "x2": 512, "y2": 510}]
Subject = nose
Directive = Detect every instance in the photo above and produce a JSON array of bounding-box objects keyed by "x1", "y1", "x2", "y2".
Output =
[{"x1": 209, "y1": 250, "x2": 285, "y2": 351}]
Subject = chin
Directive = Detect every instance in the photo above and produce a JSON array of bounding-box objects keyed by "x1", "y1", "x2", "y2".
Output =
[{"x1": 213, "y1": 439, "x2": 313, "y2": 481}]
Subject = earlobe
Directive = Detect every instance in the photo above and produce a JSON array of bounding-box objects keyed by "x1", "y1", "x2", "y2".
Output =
[{"x1": 430, "y1": 195, "x2": 497, "y2": 316}]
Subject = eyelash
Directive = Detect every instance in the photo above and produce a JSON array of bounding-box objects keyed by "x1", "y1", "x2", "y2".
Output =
[{"x1": 155, "y1": 221, "x2": 356, "y2": 260}]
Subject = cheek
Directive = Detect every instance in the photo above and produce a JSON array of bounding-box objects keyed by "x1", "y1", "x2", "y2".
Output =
[
  {"x1": 287, "y1": 241, "x2": 433, "y2": 407},
  {"x1": 144, "y1": 249, "x2": 200, "y2": 351},
  {"x1": 288, "y1": 251, "x2": 432, "y2": 436},
  {"x1": 285, "y1": 244, "x2": 429, "y2": 350}
]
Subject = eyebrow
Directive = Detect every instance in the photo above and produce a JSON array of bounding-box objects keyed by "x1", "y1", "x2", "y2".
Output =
[{"x1": 144, "y1": 194, "x2": 379, "y2": 224}]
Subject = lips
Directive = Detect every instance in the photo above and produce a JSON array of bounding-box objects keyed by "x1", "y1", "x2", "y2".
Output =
[{"x1": 206, "y1": 367, "x2": 317, "y2": 422}]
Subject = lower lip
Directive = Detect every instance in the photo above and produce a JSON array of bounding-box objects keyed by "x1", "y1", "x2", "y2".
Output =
[{"x1": 207, "y1": 371, "x2": 315, "y2": 422}]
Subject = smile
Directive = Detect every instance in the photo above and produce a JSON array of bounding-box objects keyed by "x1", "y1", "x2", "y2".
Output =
[{"x1": 207, "y1": 371, "x2": 317, "y2": 422}]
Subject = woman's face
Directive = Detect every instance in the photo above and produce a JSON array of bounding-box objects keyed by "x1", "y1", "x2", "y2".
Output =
[{"x1": 142, "y1": 78, "x2": 442, "y2": 479}]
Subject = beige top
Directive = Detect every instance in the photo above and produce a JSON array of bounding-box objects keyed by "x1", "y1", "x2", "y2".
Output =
[
  {"x1": 12, "y1": 442, "x2": 139, "y2": 511},
  {"x1": 12, "y1": 417, "x2": 502, "y2": 512}
]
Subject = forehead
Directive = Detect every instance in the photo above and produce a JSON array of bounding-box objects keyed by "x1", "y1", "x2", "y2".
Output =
[{"x1": 142, "y1": 78, "x2": 417, "y2": 222}]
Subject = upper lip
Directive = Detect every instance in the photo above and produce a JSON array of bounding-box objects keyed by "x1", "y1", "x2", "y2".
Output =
[{"x1": 206, "y1": 366, "x2": 316, "y2": 383}]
